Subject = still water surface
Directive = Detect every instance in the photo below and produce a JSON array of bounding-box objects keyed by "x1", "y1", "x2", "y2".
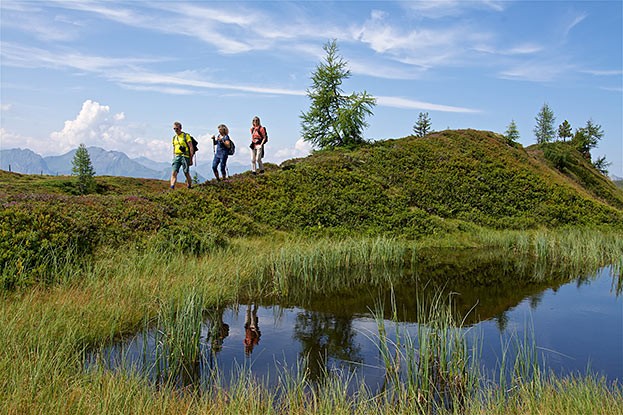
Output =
[{"x1": 87, "y1": 261, "x2": 622, "y2": 391}]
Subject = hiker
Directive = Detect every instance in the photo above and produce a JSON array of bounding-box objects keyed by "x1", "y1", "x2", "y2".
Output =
[
  {"x1": 211, "y1": 124, "x2": 232, "y2": 181},
  {"x1": 249, "y1": 116, "x2": 268, "y2": 174},
  {"x1": 170, "y1": 121, "x2": 195, "y2": 189},
  {"x1": 243, "y1": 303, "x2": 261, "y2": 356}
]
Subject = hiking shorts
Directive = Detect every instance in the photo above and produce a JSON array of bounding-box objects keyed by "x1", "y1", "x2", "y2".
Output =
[{"x1": 172, "y1": 155, "x2": 190, "y2": 174}]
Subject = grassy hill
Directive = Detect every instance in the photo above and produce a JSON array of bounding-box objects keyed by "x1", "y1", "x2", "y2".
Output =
[
  {"x1": 212, "y1": 129, "x2": 621, "y2": 236},
  {"x1": 1, "y1": 129, "x2": 622, "y2": 288}
]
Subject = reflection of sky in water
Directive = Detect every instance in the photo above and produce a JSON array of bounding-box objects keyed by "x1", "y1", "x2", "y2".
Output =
[
  {"x1": 87, "y1": 266, "x2": 622, "y2": 390},
  {"x1": 483, "y1": 269, "x2": 623, "y2": 377}
]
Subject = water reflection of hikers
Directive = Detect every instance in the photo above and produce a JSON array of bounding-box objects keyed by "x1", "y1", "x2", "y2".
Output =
[
  {"x1": 211, "y1": 124, "x2": 232, "y2": 181},
  {"x1": 249, "y1": 116, "x2": 268, "y2": 175},
  {"x1": 210, "y1": 309, "x2": 229, "y2": 354},
  {"x1": 170, "y1": 121, "x2": 195, "y2": 189},
  {"x1": 244, "y1": 304, "x2": 261, "y2": 356}
]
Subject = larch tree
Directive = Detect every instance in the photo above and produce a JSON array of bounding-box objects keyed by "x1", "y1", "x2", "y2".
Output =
[
  {"x1": 504, "y1": 120, "x2": 520, "y2": 144},
  {"x1": 557, "y1": 120, "x2": 573, "y2": 142},
  {"x1": 413, "y1": 112, "x2": 432, "y2": 138},
  {"x1": 572, "y1": 119, "x2": 604, "y2": 160},
  {"x1": 534, "y1": 103, "x2": 556, "y2": 143},
  {"x1": 300, "y1": 40, "x2": 376, "y2": 149}
]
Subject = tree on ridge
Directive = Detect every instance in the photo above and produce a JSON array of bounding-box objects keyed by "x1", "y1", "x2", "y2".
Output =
[
  {"x1": 534, "y1": 103, "x2": 556, "y2": 143},
  {"x1": 413, "y1": 112, "x2": 432, "y2": 138},
  {"x1": 300, "y1": 39, "x2": 376, "y2": 149}
]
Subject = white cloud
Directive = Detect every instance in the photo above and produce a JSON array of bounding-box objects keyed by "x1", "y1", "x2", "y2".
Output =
[
  {"x1": 50, "y1": 100, "x2": 132, "y2": 153},
  {"x1": 503, "y1": 44, "x2": 545, "y2": 55},
  {"x1": 402, "y1": 0, "x2": 506, "y2": 18},
  {"x1": 0, "y1": 42, "x2": 162, "y2": 71},
  {"x1": 1, "y1": 100, "x2": 170, "y2": 161},
  {"x1": 600, "y1": 86, "x2": 623, "y2": 93},
  {"x1": 0, "y1": 127, "x2": 21, "y2": 148},
  {"x1": 110, "y1": 70, "x2": 306, "y2": 96},
  {"x1": 376, "y1": 96, "x2": 479, "y2": 113},
  {"x1": 562, "y1": 13, "x2": 588, "y2": 38},
  {"x1": 0, "y1": 127, "x2": 45, "y2": 154},
  {"x1": 581, "y1": 69, "x2": 623, "y2": 77},
  {"x1": 354, "y1": 10, "x2": 492, "y2": 70},
  {"x1": 0, "y1": 1, "x2": 80, "y2": 42},
  {"x1": 131, "y1": 136, "x2": 170, "y2": 162},
  {"x1": 498, "y1": 62, "x2": 567, "y2": 83},
  {"x1": 1, "y1": 103, "x2": 12, "y2": 111},
  {"x1": 49, "y1": 100, "x2": 173, "y2": 161},
  {"x1": 349, "y1": 58, "x2": 426, "y2": 80},
  {"x1": 273, "y1": 138, "x2": 313, "y2": 162}
]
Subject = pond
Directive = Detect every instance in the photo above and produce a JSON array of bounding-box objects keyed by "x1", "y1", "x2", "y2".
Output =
[{"x1": 86, "y1": 251, "x2": 622, "y2": 392}]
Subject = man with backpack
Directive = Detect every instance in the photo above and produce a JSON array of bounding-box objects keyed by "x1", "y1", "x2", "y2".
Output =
[
  {"x1": 170, "y1": 121, "x2": 195, "y2": 189},
  {"x1": 249, "y1": 116, "x2": 268, "y2": 175}
]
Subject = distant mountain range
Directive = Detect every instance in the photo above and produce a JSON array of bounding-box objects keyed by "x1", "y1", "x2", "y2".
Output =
[{"x1": 0, "y1": 147, "x2": 249, "y2": 181}]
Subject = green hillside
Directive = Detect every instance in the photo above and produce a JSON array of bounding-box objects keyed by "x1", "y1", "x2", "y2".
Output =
[
  {"x1": 210, "y1": 129, "x2": 622, "y2": 235},
  {"x1": 2, "y1": 129, "x2": 622, "y2": 288}
]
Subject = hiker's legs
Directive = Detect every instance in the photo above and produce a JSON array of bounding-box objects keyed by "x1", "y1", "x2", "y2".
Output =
[
  {"x1": 212, "y1": 156, "x2": 221, "y2": 180},
  {"x1": 220, "y1": 154, "x2": 229, "y2": 178},
  {"x1": 257, "y1": 154, "x2": 264, "y2": 172},
  {"x1": 257, "y1": 146, "x2": 264, "y2": 172},
  {"x1": 181, "y1": 157, "x2": 192, "y2": 187},
  {"x1": 170, "y1": 155, "x2": 183, "y2": 188},
  {"x1": 251, "y1": 147, "x2": 258, "y2": 172}
]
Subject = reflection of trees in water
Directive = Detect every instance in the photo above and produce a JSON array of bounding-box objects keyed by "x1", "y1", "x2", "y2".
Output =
[
  {"x1": 495, "y1": 311, "x2": 509, "y2": 332},
  {"x1": 292, "y1": 311, "x2": 362, "y2": 381},
  {"x1": 529, "y1": 292, "x2": 544, "y2": 309},
  {"x1": 279, "y1": 249, "x2": 610, "y2": 327}
]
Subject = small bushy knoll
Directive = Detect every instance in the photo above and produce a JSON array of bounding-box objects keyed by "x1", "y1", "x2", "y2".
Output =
[{"x1": 204, "y1": 129, "x2": 623, "y2": 233}]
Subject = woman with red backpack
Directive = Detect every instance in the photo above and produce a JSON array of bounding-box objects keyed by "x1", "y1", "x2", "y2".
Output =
[{"x1": 249, "y1": 116, "x2": 268, "y2": 175}]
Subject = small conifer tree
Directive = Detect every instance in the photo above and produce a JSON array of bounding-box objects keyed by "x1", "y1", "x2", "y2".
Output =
[
  {"x1": 504, "y1": 120, "x2": 520, "y2": 144},
  {"x1": 593, "y1": 156, "x2": 611, "y2": 175},
  {"x1": 71, "y1": 144, "x2": 96, "y2": 194},
  {"x1": 557, "y1": 120, "x2": 572, "y2": 142},
  {"x1": 413, "y1": 112, "x2": 432, "y2": 138},
  {"x1": 534, "y1": 103, "x2": 556, "y2": 143},
  {"x1": 572, "y1": 119, "x2": 604, "y2": 160}
]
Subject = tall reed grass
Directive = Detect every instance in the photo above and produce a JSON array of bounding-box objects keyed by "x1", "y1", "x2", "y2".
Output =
[
  {"x1": 152, "y1": 289, "x2": 205, "y2": 386},
  {"x1": 472, "y1": 227, "x2": 623, "y2": 267},
  {"x1": 368, "y1": 287, "x2": 480, "y2": 413},
  {"x1": 257, "y1": 236, "x2": 410, "y2": 297}
]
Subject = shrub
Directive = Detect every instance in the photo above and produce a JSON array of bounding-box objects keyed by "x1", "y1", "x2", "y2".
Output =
[{"x1": 148, "y1": 219, "x2": 228, "y2": 256}]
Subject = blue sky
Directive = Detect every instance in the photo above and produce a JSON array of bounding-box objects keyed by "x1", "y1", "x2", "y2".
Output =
[{"x1": 1, "y1": 0, "x2": 621, "y2": 176}]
